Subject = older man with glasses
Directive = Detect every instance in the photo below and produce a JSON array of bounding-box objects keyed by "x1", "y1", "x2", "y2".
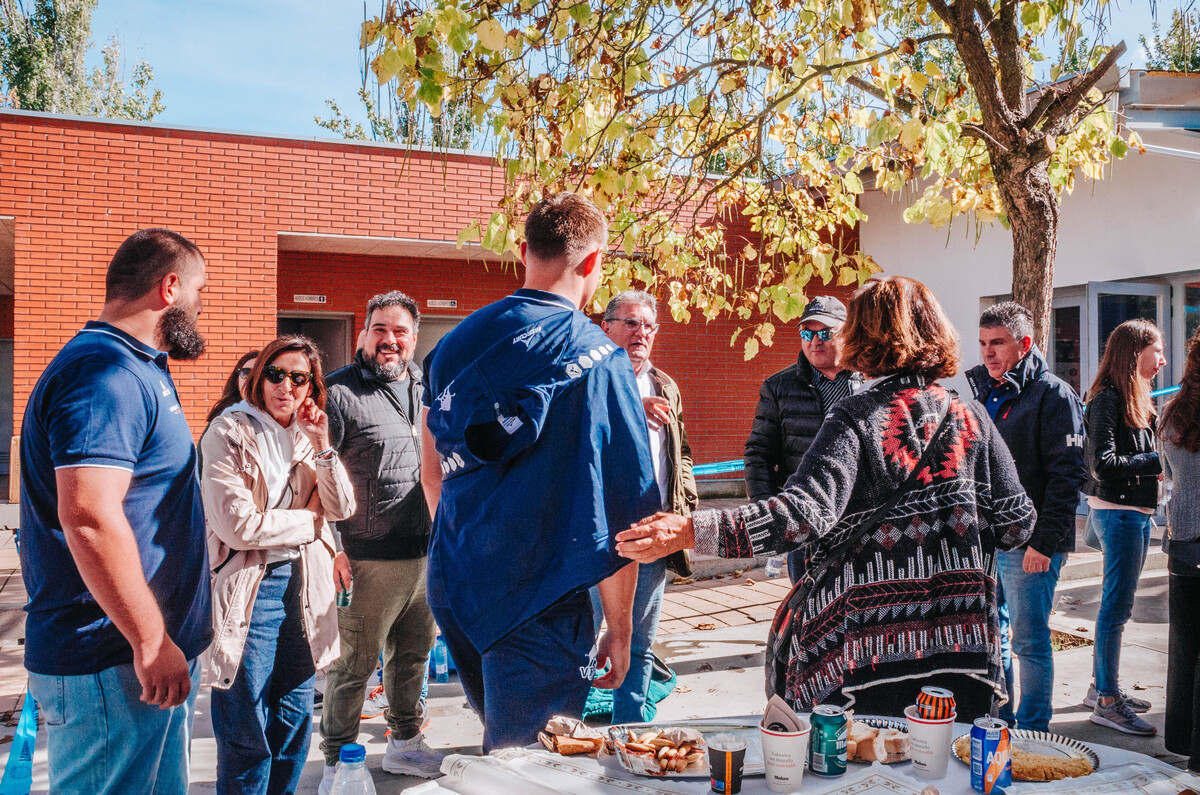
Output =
[
  {"x1": 593, "y1": 290, "x2": 698, "y2": 723},
  {"x1": 744, "y1": 295, "x2": 863, "y2": 581}
]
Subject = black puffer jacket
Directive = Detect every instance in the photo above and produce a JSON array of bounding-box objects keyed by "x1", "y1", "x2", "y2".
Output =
[
  {"x1": 1082, "y1": 385, "x2": 1161, "y2": 510},
  {"x1": 744, "y1": 354, "x2": 863, "y2": 500},
  {"x1": 966, "y1": 348, "x2": 1086, "y2": 556},
  {"x1": 325, "y1": 356, "x2": 432, "y2": 560}
]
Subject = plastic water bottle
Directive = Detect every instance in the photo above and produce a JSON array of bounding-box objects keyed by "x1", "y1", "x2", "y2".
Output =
[
  {"x1": 330, "y1": 743, "x2": 376, "y2": 794},
  {"x1": 433, "y1": 635, "x2": 450, "y2": 683},
  {"x1": 764, "y1": 554, "x2": 786, "y2": 579}
]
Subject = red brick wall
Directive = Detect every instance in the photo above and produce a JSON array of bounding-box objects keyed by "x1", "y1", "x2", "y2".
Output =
[
  {"x1": 0, "y1": 110, "x2": 857, "y2": 466},
  {"x1": 0, "y1": 112, "x2": 510, "y2": 433}
]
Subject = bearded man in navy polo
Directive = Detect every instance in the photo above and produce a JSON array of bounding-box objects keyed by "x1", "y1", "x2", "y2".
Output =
[{"x1": 20, "y1": 229, "x2": 212, "y2": 794}]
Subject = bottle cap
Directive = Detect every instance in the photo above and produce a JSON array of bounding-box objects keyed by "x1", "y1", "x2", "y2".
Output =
[{"x1": 340, "y1": 743, "x2": 366, "y2": 763}]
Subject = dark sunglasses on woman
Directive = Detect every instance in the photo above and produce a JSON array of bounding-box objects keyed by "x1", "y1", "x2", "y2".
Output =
[{"x1": 263, "y1": 365, "x2": 312, "y2": 387}]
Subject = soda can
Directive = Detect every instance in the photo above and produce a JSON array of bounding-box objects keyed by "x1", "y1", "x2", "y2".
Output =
[
  {"x1": 808, "y1": 705, "x2": 847, "y2": 777},
  {"x1": 336, "y1": 585, "x2": 352, "y2": 608},
  {"x1": 916, "y1": 686, "x2": 957, "y2": 720},
  {"x1": 970, "y1": 717, "x2": 1011, "y2": 793}
]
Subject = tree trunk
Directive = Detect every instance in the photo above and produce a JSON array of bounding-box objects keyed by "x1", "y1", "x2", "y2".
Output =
[{"x1": 993, "y1": 156, "x2": 1058, "y2": 352}]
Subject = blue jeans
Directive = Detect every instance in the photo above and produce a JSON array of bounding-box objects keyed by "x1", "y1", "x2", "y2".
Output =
[
  {"x1": 589, "y1": 559, "x2": 668, "y2": 723},
  {"x1": 1090, "y1": 508, "x2": 1152, "y2": 698},
  {"x1": 432, "y1": 590, "x2": 596, "y2": 752},
  {"x1": 996, "y1": 549, "x2": 1066, "y2": 731},
  {"x1": 28, "y1": 657, "x2": 200, "y2": 795},
  {"x1": 212, "y1": 560, "x2": 316, "y2": 795}
]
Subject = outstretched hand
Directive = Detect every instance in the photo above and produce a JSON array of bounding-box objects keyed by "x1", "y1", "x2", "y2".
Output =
[{"x1": 615, "y1": 512, "x2": 694, "y2": 563}]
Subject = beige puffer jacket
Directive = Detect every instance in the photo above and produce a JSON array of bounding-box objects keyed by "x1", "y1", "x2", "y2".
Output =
[{"x1": 199, "y1": 410, "x2": 356, "y2": 690}]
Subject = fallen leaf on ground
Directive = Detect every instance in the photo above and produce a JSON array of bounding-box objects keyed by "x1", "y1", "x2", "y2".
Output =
[
  {"x1": 744, "y1": 579, "x2": 756, "y2": 586},
  {"x1": 732, "y1": 569, "x2": 744, "y2": 577},
  {"x1": 698, "y1": 663, "x2": 714, "y2": 672},
  {"x1": 1075, "y1": 626, "x2": 1089, "y2": 632},
  {"x1": 673, "y1": 685, "x2": 692, "y2": 694},
  {"x1": 695, "y1": 623, "x2": 716, "y2": 631},
  {"x1": 672, "y1": 576, "x2": 694, "y2": 585},
  {"x1": 1132, "y1": 683, "x2": 1147, "y2": 690}
]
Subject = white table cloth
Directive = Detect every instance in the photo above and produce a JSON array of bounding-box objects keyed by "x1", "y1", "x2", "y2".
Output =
[{"x1": 406, "y1": 716, "x2": 1200, "y2": 795}]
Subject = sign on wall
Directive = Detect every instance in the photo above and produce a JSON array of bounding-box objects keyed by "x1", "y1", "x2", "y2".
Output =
[{"x1": 293, "y1": 295, "x2": 327, "y2": 304}]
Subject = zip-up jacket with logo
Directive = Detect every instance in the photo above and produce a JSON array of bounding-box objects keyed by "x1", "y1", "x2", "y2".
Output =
[
  {"x1": 325, "y1": 355, "x2": 432, "y2": 560},
  {"x1": 422, "y1": 289, "x2": 661, "y2": 653},
  {"x1": 967, "y1": 347, "x2": 1086, "y2": 556}
]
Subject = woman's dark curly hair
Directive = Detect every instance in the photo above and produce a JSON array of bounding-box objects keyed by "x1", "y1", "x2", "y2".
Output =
[{"x1": 1161, "y1": 325, "x2": 1200, "y2": 452}]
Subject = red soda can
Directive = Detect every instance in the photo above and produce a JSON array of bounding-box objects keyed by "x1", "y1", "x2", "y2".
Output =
[
  {"x1": 970, "y1": 717, "x2": 1011, "y2": 793},
  {"x1": 915, "y1": 686, "x2": 956, "y2": 720}
]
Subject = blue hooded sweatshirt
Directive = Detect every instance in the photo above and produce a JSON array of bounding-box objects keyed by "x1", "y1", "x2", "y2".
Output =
[{"x1": 422, "y1": 289, "x2": 660, "y2": 652}]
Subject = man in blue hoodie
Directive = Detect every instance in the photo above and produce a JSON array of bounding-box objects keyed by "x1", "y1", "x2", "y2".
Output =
[
  {"x1": 968, "y1": 302, "x2": 1086, "y2": 732},
  {"x1": 420, "y1": 193, "x2": 659, "y2": 750}
]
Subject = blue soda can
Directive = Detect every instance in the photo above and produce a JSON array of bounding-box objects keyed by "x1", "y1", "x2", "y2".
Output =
[
  {"x1": 336, "y1": 585, "x2": 352, "y2": 608},
  {"x1": 970, "y1": 717, "x2": 1011, "y2": 793}
]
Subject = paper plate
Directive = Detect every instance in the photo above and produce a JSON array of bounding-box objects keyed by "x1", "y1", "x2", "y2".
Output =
[{"x1": 952, "y1": 729, "x2": 1100, "y2": 780}]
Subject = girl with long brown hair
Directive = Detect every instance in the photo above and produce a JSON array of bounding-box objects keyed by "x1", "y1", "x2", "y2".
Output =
[
  {"x1": 1160, "y1": 326, "x2": 1200, "y2": 771},
  {"x1": 1082, "y1": 318, "x2": 1166, "y2": 736}
]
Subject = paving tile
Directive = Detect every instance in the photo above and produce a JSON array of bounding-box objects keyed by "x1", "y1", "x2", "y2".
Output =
[{"x1": 741, "y1": 603, "x2": 781, "y2": 622}]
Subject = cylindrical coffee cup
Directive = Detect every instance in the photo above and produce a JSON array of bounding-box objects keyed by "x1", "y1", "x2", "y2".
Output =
[
  {"x1": 708, "y1": 734, "x2": 748, "y2": 794},
  {"x1": 904, "y1": 704, "x2": 956, "y2": 780},
  {"x1": 760, "y1": 718, "x2": 810, "y2": 793}
]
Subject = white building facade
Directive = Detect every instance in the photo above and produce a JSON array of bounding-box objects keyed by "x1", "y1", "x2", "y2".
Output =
[{"x1": 859, "y1": 70, "x2": 1200, "y2": 398}]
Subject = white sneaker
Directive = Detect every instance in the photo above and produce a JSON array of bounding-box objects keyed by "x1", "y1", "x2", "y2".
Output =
[
  {"x1": 317, "y1": 764, "x2": 337, "y2": 795},
  {"x1": 381, "y1": 732, "x2": 445, "y2": 778},
  {"x1": 360, "y1": 684, "x2": 388, "y2": 719}
]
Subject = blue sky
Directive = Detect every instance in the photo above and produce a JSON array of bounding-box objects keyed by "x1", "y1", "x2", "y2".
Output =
[{"x1": 87, "y1": 0, "x2": 1185, "y2": 140}]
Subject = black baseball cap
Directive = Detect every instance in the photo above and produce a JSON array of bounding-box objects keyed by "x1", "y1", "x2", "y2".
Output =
[{"x1": 798, "y1": 295, "x2": 847, "y2": 327}]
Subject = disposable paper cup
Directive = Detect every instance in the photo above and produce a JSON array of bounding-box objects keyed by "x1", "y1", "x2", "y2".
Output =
[
  {"x1": 760, "y1": 717, "x2": 810, "y2": 793},
  {"x1": 904, "y1": 704, "x2": 955, "y2": 780},
  {"x1": 708, "y1": 734, "x2": 748, "y2": 794}
]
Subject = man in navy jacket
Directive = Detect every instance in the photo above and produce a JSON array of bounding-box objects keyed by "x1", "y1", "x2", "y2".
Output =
[
  {"x1": 419, "y1": 193, "x2": 659, "y2": 751},
  {"x1": 968, "y1": 302, "x2": 1086, "y2": 732}
]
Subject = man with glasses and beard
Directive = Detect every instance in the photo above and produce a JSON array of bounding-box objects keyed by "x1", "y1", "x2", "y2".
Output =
[
  {"x1": 19, "y1": 228, "x2": 211, "y2": 793},
  {"x1": 318, "y1": 291, "x2": 442, "y2": 792}
]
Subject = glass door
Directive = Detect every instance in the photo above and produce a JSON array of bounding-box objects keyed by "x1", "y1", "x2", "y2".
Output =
[
  {"x1": 1049, "y1": 297, "x2": 1084, "y2": 397},
  {"x1": 1084, "y1": 281, "x2": 1171, "y2": 396}
]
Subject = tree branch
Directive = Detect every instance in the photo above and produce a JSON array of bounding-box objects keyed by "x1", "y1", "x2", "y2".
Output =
[
  {"x1": 928, "y1": 0, "x2": 1015, "y2": 138},
  {"x1": 994, "y1": 0, "x2": 1025, "y2": 113},
  {"x1": 1035, "y1": 41, "x2": 1127, "y2": 137}
]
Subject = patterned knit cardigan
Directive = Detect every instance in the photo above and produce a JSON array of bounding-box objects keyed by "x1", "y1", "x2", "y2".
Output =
[{"x1": 693, "y1": 375, "x2": 1036, "y2": 710}]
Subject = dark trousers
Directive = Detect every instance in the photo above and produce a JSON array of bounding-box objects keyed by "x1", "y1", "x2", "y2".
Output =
[
  {"x1": 212, "y1": 561, "x2": 316, "y2": 795},
  {"x1": 1166, "y1": 565, "x2": 1200, "y2": 773},
  {"x1": 431, "y1": 591, "x2": 596, "y2": 752},
  {"x1": 842, "y1": 673, "x2": 995, "y2": 723}
]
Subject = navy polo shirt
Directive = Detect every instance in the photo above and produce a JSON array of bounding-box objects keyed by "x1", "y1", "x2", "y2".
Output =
[{"x1": 20, "y1": 322, "x2": 212, "y2": 675}]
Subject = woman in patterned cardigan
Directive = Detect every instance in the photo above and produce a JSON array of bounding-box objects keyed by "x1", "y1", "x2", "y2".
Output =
[{"x1": 619, "y1": 277, "x2": 1035, "y2": 719}]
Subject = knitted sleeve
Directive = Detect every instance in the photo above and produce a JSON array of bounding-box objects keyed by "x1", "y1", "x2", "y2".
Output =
[{"x1": 694, "y1": 411, "x2": 861, "y2": 558}]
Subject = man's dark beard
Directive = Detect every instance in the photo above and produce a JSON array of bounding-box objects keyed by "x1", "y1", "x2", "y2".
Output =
[
  {"x1": 157, "y1": 306, "x2": 206, "y2": 360},
  {"x1": 357, "y1": 348, "x2": 407, "y2": 382}
]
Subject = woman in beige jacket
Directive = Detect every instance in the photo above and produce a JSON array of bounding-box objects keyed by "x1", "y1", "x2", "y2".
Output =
[{"x1": 200, "y1": 335, "x2": 355, "y2": 795}]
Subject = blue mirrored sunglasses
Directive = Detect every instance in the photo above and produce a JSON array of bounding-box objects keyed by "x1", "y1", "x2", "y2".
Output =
[{"x1": 800, "y1": 329, "x2": 834, "y2": 342}]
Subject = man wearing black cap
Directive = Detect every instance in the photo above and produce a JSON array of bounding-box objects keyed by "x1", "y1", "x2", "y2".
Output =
[{"x1": 744, "y1": 295, "x2": 863, "y2": 581}]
